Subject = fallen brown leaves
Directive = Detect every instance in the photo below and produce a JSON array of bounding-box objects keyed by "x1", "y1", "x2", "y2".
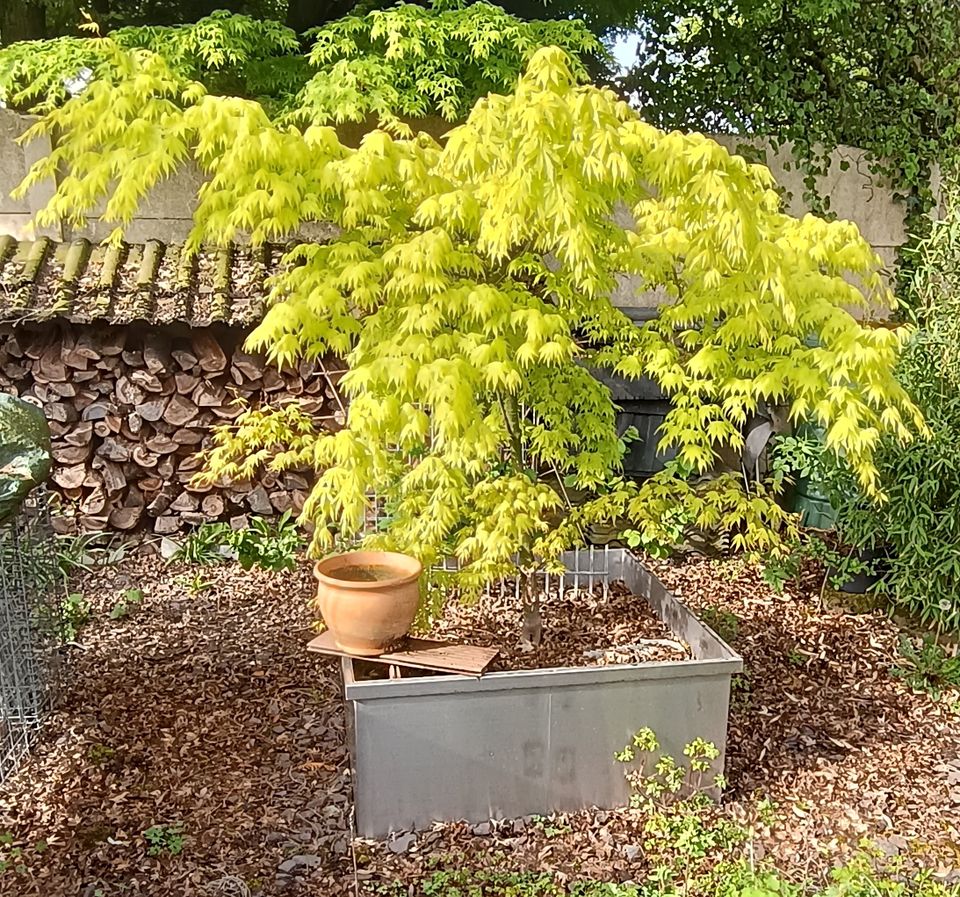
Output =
[
  {"x1": 1, "y1": 552, "x2": 958, "y2": 896},
  {"x1": 0, "y1": 556, "x2": 355, "y2": 896},
  {"x1": 357, "y1": 555, "x2": 960, "y2": 888},
  {"x1": 435, "y1": 580, "x2": 689, "y2": 670},
  {"x1": 648, "y1": 554, "x2": 960, "y2": 872}
]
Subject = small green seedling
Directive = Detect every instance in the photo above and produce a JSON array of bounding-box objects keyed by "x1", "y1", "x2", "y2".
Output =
[
  {"x1": 698, "y1": 606, "x2": 740, "y2": 643},
  {"x1": 893, "y1": 635, "x2": 960, "y2": 700},
  {"x1": 529, "y1": 815, "x2": 572, "y2": 838},
  {"x1": 88, "y1": 743, "x2": 116, "y2": 765},
  {"x1": 61, "y1": 592, "x2": 90, "y2": 641},
  {"x1": 109, "y1": 588, "x2": 144, "y2": 620},
  {"x1": 786, "y1": 649, "x2": 806, "y2": 667},
  {"x1": 187, "y1": 572, "x2": 215, "y2": 594},
  {"x1": 143, "y1": 823, "x2": 185, "y2": 857},
  {"x1": 0, "y1": 832, "x2": 46, "y2": 876}
]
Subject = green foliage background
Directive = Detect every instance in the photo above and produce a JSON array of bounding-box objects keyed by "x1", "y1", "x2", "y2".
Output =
[
  {"x1": 621, "y1": 0, "x2": 959, "y2": 225},
  {"x1": 0, "y1": 4, "x2": 602, "y2": 124},
  {"x1": 832, "y1": 175, "x2": 960, "y2": 631},
  {"x1": 5, "y1": 0, "x2": 956, "y2": 231}
]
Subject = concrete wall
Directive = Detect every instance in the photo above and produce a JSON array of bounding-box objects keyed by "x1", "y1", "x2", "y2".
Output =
[
  {"x1": 0, "y1": 109, "x2": 911, "y2": 280},
  {"x1": 0, "y1": 110, "x2": 60, "y2": 240},
  {"x1": 713, "y1": 136, "x2": 907, "y2": 270},
  {"x1": 611, "y1": 137, "x2": 911, "y2": 316}
]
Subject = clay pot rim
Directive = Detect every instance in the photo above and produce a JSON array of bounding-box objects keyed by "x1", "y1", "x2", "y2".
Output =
[{"x1": 313, "y1": 550, "x2": 423, "y2": 590}]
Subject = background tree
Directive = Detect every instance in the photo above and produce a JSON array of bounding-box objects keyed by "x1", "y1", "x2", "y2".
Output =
[
  {"x1": 0, "y1": 0, "x2": 642, "y2": 44},
  {"x1": 1, "y1": 1, "x2": 285, "y2": 43},
  {"x1": 7, "y1": 0, "x2": 955, "y2": 229},
  {"x1": 0, "y1": 4, "x2": 601, "y2": 120},
  {"x1": 620, "y1": 0, "x2": 960, "y2": 223}
]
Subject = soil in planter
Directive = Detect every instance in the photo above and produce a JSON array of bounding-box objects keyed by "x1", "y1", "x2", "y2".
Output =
[
  {"x1": 329, "y1": 564, "x2": 398, "y2": 582},
  {"x1": 430, "y1": 580, "x2": 690, "y2": 671}
]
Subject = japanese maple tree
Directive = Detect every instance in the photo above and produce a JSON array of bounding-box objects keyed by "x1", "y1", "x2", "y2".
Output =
[{"x1": 18, "y1": 44, "x2": 923, "y2": 643}]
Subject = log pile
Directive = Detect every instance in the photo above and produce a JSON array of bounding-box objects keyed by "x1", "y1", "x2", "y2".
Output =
[{"x1": 0, "y1": 322, "x2": 345, "y2": 535}]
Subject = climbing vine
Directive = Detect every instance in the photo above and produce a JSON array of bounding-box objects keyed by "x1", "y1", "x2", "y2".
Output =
[{"x1": 621, "y1": 0, "x2": 960, "y2": 242}]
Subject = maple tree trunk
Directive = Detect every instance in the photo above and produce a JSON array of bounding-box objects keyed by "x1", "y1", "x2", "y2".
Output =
[
  {"x1": 0, "y1": 0, "x2": 46, "y2": 45},
  {"x1": 286, "y1": 0, "x2": 364, "y2": 34},
  {"x1": 521, "y1": 569, "x2": 542, "y2": 648}
]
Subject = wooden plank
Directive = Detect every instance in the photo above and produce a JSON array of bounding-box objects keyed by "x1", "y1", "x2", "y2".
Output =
[
  {"x1": 384, "y1": 639, "x2": 499, "y2": 676},
  {"x1": 306, "y1": 631, "x2": 499, "y2": 677}
]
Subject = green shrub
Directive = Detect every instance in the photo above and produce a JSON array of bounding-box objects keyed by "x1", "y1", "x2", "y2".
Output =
[
  {"x1": 230, "y1": 510, "x2": 302, "y2": 571},
  {"x1": 174, "y1": 512, "x2": 302, "y2": 572},
  {"x1": 759, "y1": 531, "x2": 876, "y2": 594},
  {"x1": 828, "y1": 172, "x2": 960, "y2": 630},
  {"x1": 173, "y1": 522, "x2": 235, "y2": 565}
]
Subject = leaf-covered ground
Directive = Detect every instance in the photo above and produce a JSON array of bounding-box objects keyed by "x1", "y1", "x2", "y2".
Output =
[
  {"x1": 1, "y1": 553, "x2": 958, "y2": 896},
  {"x1": 435, "y1": 579, "x2": 689, "y2": 670}
]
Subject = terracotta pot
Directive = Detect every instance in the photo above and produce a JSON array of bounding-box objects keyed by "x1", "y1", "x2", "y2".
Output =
[{"x1": 313, "y1": 550, "x2": 423, "y2": 656}]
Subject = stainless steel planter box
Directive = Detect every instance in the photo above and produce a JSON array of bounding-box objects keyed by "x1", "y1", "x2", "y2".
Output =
[{"x1": 342, "y1": 549, "x2": 741, "y2": 838}]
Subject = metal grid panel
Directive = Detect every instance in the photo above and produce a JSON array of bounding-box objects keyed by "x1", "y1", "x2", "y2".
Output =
[
  {"x1": 345, "y1": 549, "x2": 742, "y2": 837},
  {"x1": 0, "y1": 494, "x2": 64, "y2": 784},
  {"x1": 430, "y1": 544, "x2": 615, "y2": 600}
]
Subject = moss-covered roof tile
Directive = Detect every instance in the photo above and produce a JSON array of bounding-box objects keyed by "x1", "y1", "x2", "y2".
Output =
[{"x1": 0, "y1": 238, "x2": 283, "y2": 327}]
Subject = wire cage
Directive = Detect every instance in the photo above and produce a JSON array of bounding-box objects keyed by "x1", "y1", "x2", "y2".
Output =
[{"x1": 0, "y1": 492, "x2": 64, "y2": 784}]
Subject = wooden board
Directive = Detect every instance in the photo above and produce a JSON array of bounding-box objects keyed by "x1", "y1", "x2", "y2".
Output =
[{"x1": 306, "y1": 631, "x2": 499, "y2": 677}]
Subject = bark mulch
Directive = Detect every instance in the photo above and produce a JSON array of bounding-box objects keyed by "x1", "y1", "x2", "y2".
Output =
[
  {"x1": 648, "y1": 555, "x2": 960, "y2": 870},
  {"x1": 0, "y1": 557, "x2": 355, "y2": 896},
  {"x1": 1, "y1": 552, "x2": 958, "y2": 897}
]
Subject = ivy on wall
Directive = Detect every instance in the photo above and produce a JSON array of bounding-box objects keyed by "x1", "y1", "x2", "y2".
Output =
[{"x1": 620, "y1": 0, "x2": 960, "y2": 243}]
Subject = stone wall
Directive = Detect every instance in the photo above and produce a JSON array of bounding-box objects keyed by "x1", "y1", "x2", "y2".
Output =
[{"x1": 1, "y1": 108, "x2": 915, "y2": 266}]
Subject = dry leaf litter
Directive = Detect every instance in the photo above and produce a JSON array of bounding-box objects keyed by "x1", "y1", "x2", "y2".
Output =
[{"x1": 0, "y1": 552, "x2": 957, "y2": 896}]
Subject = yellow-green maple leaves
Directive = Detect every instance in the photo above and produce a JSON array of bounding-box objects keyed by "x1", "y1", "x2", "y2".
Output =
[{"x1": 21, "y1": 44, "x2": 924, "y2": 575}]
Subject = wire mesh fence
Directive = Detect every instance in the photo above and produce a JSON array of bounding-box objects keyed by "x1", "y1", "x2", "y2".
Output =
[
  {"x1": 0, "y1": 492, "x2": 64, "y2": 784},
  {"x1": 433, "y1": 544, "x2": 616, "y2": 600},
  {"x1": 363, "y1": 475, "x2": 619, "y2": 602}
]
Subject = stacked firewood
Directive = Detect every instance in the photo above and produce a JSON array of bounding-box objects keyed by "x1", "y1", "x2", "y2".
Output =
[{"x1": 0, "y1": 323, "x2": 344, "y2": 535}]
